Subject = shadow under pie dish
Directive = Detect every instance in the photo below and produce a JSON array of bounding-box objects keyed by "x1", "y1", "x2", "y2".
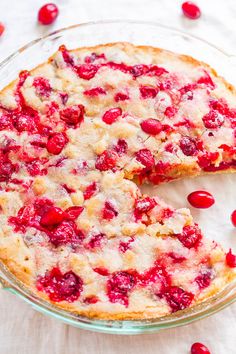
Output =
[{"x1": 0, "y1": 22, "x2": 235, "y2": 330}]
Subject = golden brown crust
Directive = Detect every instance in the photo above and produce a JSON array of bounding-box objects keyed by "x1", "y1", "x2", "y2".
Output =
[{"x1": 1, "y1": 42, "x2": 236, "y2": 100}]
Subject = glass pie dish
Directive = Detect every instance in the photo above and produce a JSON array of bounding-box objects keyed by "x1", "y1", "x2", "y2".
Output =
[{"x1": 0, "y1": 20, "x2": 236, "y2": 335}]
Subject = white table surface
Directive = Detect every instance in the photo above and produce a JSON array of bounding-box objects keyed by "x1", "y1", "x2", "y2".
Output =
[{"x1": 0, "y1": 0, "x2": 236, "y2": 353}]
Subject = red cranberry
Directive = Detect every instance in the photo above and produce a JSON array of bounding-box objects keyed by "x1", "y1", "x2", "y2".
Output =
[
  {"x1": 84, "y1": 52, "x2": 106, "y2": 63},
  {"x1": 95, "y1": 150, "x2": 118, "y2": 171},
  {"x1": 231, "y1": 210, "x2": 236, "y2": 227},
  {"x1": 140, "y1": 118, "x2": 162, "y2": 135},
  {"x1": 161, "y1": 208, "x2": 174, "y2": 219},
  {"x1": 34, "y1": 198, "x2": 53, "y2": 216},
  {"x1": 93, "y1": 267, "x2": 110, "y2": 276},
  {"x1": 164, "y1": 106, "x2": 177, "y2": 118},
  {"x1": 60, "y1": 105, "x2": 85, "y2": 126},
  {"x1": 102, "y1": 201, "x2": 118, "y2": 220},
  {"x1": 131, "y1": 64, "x2": 149, "y2": 77},
  {"x1": 26, "y1": 160, "x2": 46, "y2": 177},
  {"x1": 87, "y1": 233, "x2": 105, "y2": 249},
  {"x1": 179, "y1": 84, "x2": 195, "y2": 100},
  {"x1": 59, "y1": 45, "x2": 74, "y2": 66},
  {"x1": 159, "y1": 80, "x2": 172, "y2": 91},
  {"x1": 9, "y1": 205, "x2": 34, "y2": 232},
  {"x1": 0, "y1": 157, "x2": 17, "y2": 182},
  {"x1": 113, "y1": 139, "x2": 128, "y2": 155},
  {"x1": 46, "y1": 101, "x2": 59, "y2": 118},
  {"x1": 167, "y1": 252, "x2": 186, "y2": 263},
  {"x1": 191, "y1": 342, "x2": 211, "y2": 354},
  {"x1": 107, "y1": 271, "x2": 137, "y2": 306},
  {"x1": 33, "y1": 77, "x2": 51, "y2": 97},
  {"x1": 38, "y1": 3, "x2": 59, "y2": 25},
  {"x1": 37, "y1": 267, "x2": 83, "y2": 302},
  {"x1": 84, "y1": 296, "x2": 99, "y2": 304},
  {"x1": 179, "y1": 136, "x2": 197, "y2": 156},
  {"x1": 83, "y1": 182, "x2": 98, "y2": 200},
  {"x1": 160, "y1": 286, "x2": 194, "y2": 312},
  {"x1": 0, "y1": 22, "x2": 5, "y2": 36},
  {"x1": 148, "y1": 65, "x2": 168, "y2": 77},
  {"x1": 77, "y1": 64, "x2": 98, "y2": 80},
  {"x1": 210, "y1": 100, "x2": 236, "y2": 126},
  {"x1": 202, "y1": 110, "x2": 224, "y2": 129},
  {"x1": 49, "y1": 220, "x2": 84, "y2": 247},
  {"x1": 187, "y1": 191, "x2": 215, "y2": 209},
  {"x1": 176, "y1": 224, "x2": 202, "y2": 249},
  {"x1": 197, "y1": 75, "x2": 215, "y2": 89},
  {"x1": 65, "y1": 206, "x2": 84, "y2": 220},
  {"x1": 60, "y1": 92, "x2": 69, "y2": 105},
  {"x1": 141, "y1": 263, "x2": 171, "y2": 287},
  {"x1": 195, "y1": 271, "x2": 212, "y2": 289},
  {"x1": 15, "y1": 112, "x2": 38, "y2": 133},
  {"x1": 102, "y1": 107, "x2": 122, "y2": 125},
  {"x1": 135, "y1": 197, "x2": 157, "y2": 213},
  {"x1": 40, "y1": 206, "x2": 65, "y2": 227},
  {"x1": 0, "y1": 113, "x2": 13, "y2": 130},
  {"x1": 84, "y1": 87, "x2": 106, "y2": 96},
  {"x1": 182, "y1": 2, "x2": 201, "y2": 20},
  {"x1": 62, "y1": 184, "x2": 76, "y2": 194},
  {"x1": 106, "y1": 62, "x2": 131, "y2": 74},
  {"x1": 119, "y1": 237, "x2": 134, "y2": 253},
  {"x1": 114, "y1": 92, "x2": 129, "y2": 102},
  {"x1": 136, "y1": 149, "x2": 155, "y2": 169},
  {"x1": 198, "y1": 151, "x2": 219, "y2": 169},
  {"x1": 46, "y1": 133, "x2": 67, "y2": 155},
  {"x1": 226, "y1": 249, "x2": 236, "y2": 268},
  {"x1": 139, "y1": 86, "x2": 158, "y2": 99}
]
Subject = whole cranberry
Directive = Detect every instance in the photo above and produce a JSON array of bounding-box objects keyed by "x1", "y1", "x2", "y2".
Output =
[
  {"x1": 38, "y1": 3, "x2": 59, "y2": 25},
  {"x1": 187, "y1": 191, "x2": 215, "y2": 209},
  {"x1": 40, "y1": 206, "x2": 65, "y2": 227},
  {"x1": 102, "y1": 108, "x2": 122, "y2": 125},
  {"x1": 46, "y1": 133, "x2": 67, "y2": 155},
  {"x1": 182, "y1": 2, "x2": 201, "y2": 20},
  {"x1": 0, "y1": 22, "x2": 5, "y2": 36},
  {"x1": 191, "y1": 342, "x2": 211, "y2": 354},
  {"x1": 231, "y1": 210, "x2": 236, "y2": 227},
  {"x1": 226, "y1": 249, "x2": 236, "y2": 268},
  {"x1": 140, "y1": 118, "x2": 162, "y2": 135}
]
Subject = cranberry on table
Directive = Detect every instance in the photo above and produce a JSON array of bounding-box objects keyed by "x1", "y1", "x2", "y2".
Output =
[
  {"x1": 0, "y1": 22, "x2": 5, "y2": 36},
  {"x1": 38, "y1": 3, "x2": 59, "y2": 25},
  {"x1": 182, "y1": 2, "x2": 201, "y2": 20},
  {"x1": 187, "y1": 191, "x2": 215, "y2": 209},
  {"x1": 231, "y1": 210, "x2": 236, "y2": 227},
  {"x1": 226, "y1": 249, "x2": 236, "y2": 268},
  {"x1": 191, "y1": 342, "x2": 211, "y2": 354}
]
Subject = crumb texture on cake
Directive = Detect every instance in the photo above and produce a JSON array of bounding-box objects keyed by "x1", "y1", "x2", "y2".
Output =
[{"x1": 0, "y1": 42, "x2": 235, "y2": 320}]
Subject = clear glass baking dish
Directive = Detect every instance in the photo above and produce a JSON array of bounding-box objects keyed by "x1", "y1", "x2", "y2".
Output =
[{"x1": 0, "y1": 20, "x2": 236, "y2": 335}]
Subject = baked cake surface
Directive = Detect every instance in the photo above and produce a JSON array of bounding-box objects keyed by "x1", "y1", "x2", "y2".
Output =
[{"x1": 0, "y1": 42, "x2": 235, "y2": 319}]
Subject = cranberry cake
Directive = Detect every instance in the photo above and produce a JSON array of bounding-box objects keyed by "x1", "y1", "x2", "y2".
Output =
[{"x1": 0, "y1": 42, "x2": 235, "y2": 320}]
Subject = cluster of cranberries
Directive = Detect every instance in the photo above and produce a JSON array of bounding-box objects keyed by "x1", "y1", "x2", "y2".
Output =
[
  {"x1": 9, "y1": 199, "x2": 85, "y2": 247},
  {"x1": 37, "y1": 267, "x2": 83, "y2": 302},
  {"x1": 106, "y1": 263, "x2": 194, "y2": 312}
]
